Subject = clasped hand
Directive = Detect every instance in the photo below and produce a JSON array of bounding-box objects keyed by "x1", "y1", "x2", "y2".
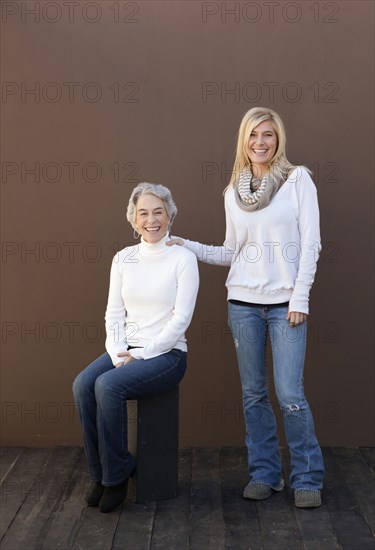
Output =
[{"x1": 115, "y1": 351, "x2": 136, "y2": 368}]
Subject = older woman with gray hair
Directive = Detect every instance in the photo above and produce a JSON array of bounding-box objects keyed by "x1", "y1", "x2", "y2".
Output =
[{"x1": 73, "y1": 183, "x2": 199, "y2": 513}]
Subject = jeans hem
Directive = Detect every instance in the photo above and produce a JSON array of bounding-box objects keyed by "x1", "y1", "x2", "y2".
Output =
[
  {"x1": 102, "y1": 455, "x2": 136, "y2": 487},
  {"x1": 250, "y1": 479, "x2": 285, "y2": 492},
  {"x1": 102, "y1": 478, "x2": 128, "y2": 487}
]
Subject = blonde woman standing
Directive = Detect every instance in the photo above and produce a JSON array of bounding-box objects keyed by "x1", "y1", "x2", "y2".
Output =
[{"x1": 168, "y1": 107, "x2": 324, "y2": 508}]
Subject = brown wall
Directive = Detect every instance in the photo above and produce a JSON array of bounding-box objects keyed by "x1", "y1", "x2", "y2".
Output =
[{"x1": 1, "y1": 0, "x2": 374, "y2": 447}]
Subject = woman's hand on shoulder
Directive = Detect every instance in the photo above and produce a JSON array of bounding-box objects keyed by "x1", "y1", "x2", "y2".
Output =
[
  {"x1": 286, "y1": 311, "x2": 307, "y2": 326},
  {"x1": 166, "y1": 237, "x2": 184, "y2": 246}
]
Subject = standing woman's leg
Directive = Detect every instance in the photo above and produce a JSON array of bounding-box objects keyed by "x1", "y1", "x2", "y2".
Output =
[
  {"x1": 228, "y1": 302, "x2": 283, "y2": 490},
  {"x1": 72, "y1": 353, "x2": 114, "y2": 482},
  {"x1": 268, "y1": 306, "x2": 324, "y2": 495}
]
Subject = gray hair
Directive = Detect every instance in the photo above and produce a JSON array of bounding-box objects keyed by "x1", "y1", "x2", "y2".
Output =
[{"x1": 126, "y1": 182, "x2": 178, "y2": 229}]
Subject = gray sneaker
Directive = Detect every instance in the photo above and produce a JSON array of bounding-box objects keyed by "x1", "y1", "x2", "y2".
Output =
[
  {"x1": 294, "y1": 489, "x2": 321, "y2": 508},
  {"x1": 243, "y1": 482, "x2": 274, "y2": 500}
]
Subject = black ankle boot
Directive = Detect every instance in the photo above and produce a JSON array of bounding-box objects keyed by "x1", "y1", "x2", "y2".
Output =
[
  {"x1": 99, "y1": 478, "x2": 130, "y2": 513},
  {"x1": 99, "y1": 462, "x2": 136, "y2": 513},
  {"x1": 85, "y1": 482, "x2": 105, "y2": 506}
]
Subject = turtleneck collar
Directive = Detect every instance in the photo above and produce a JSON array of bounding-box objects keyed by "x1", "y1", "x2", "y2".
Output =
[{"x1": 138, "y1": 233, "x2": 170, "y2": 255}]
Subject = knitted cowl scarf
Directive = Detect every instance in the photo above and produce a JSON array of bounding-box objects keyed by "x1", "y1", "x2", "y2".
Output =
[{"x1": 234, "y1": 166, "x2": 283, "y2": 212}]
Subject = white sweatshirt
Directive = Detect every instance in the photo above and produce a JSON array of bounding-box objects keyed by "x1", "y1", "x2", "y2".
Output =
[
  {"x1": 182, "y1": 167, "x2": 321, "y2": 314},
  {"x1": 105, "y1": 235, "x2": 199, "y2": 364}
]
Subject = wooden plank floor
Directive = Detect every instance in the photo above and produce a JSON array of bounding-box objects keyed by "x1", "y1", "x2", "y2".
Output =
[{"x1": 0, "y1": 447, "x2": 374, "y2": 550}]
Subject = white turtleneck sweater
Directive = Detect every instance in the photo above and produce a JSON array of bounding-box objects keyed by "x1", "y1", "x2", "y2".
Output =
[
  {"x1": 182, "y1": 167, "x2": 321, "y2": 314},
  {"x1": 105, "y1": 235, "x2": 199, "y2": 364}
]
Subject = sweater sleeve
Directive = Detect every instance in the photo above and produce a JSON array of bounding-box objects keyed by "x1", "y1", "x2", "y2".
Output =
[
  {"x1": 104, "y1": 257, "x2": 128, "y2": 365},
  {"x1": 181, "y1": 190, "x2": 236, "y2": 266},
  {"x1": 289, "y1": 169, "x2": 322, "y2": 314},
  {"x1": 129, "y1": 254, "x2": 199, "y2": 360}
]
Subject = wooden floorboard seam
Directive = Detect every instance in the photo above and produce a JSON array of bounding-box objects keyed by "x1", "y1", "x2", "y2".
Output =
[{"x1": 0, "y1": 448, "x2": 23, "y2": 485}]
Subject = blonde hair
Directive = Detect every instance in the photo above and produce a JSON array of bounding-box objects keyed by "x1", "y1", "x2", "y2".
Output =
[{"x1": 228, "y1": 107, "x2": 296, "y2": 188}]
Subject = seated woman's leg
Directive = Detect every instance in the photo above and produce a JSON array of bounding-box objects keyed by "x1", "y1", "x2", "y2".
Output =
[
  {"x1": 94, "y1": 348, "x2": 187, "y2": 487},
  {"x1": 72, "y1": 352, "x2": 114, "y2": 482}
]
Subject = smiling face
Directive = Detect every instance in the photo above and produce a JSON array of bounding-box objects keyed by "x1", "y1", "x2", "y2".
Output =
[
  {"x1": 135, "y1": 193, "x2": 170, "y2": 243},
  {"x1": 247, "y1": 120, "x2": 278, "y2": 177}
]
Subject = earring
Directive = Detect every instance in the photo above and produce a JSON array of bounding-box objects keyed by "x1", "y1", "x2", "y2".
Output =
[{"x1": 133, "y1": 229, "x2": 140, "y2": 239}]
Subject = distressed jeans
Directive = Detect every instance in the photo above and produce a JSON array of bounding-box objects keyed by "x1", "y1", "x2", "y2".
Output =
[
  {"x1": 72, "y1": 349, "x2": 187, "y2": 486},
  {"x1": 228, "y1": 302, "x2": 324, "y2": 491}
]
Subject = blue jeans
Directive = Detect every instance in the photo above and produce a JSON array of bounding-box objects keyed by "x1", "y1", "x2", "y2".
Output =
[
  {"x1": 228, "y1": 302, "x2": 324, "y2": 491},
  {"x1": 72, "y1": 349, "x2": 187, "y2": 486}
]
